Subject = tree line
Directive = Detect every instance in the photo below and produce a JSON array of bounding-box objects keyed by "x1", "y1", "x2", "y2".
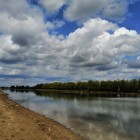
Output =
[
  {"x1": 33, "y1": 79, "x2": 140, "y2": 93},
  {"x1": 5, "y1": 79, "x2": 140, "y2": 93}
]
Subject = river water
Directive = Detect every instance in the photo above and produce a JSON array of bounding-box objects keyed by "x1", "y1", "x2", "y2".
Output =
[{"x1": 4, "y1": 90, "x2": 140, "y2": 140}]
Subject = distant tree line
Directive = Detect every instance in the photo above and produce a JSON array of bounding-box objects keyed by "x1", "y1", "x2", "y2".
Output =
[
  {"x1": 5, "y1": 79, "x2": 140, "y2": 93},
  {"x1": 10, "y1": 85, "x2": 32, "y2": 90},
  {"x1": 34, "y1": 79, "x2": 140, "y2": 93}
]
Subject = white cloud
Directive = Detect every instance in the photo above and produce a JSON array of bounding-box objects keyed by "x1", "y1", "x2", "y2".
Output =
[
  {"x1": 0, "y1": 0, "x2": 140, "y2": 86},
  {"x1": 102, "y1": 1, "x2": 127, "y2": 21},
  {"x1": 39, "y1": 0, "x2": 67, "y2": 14},
  {"x1": 64, "y1": 0, "x2": 128, "y2": 22},
  {"x1": 0, "y1": 0, "x2": 42, "y2": 19},
  {"x1": 114, "y1": 27, "x2": 137, "y2": 37},
  {"x1": 0, "y1": 35, "x2": 24, "y2": 63},
  {"x1": 0, "y1": 13, "x2": 45, "y2": 46},
  {"x1": 60, "y1": 18, "x2": 140, "y2": 79},
  {"x1": 1, "y1": 16, "x2": 140, "y2": 85},
  {"x1": 46, "y1": 20, "x2": 65, "y2": 30}
]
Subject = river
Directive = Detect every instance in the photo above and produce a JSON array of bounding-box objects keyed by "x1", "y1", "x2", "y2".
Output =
[{"x1": 4, "y1": 90, "x2": 140, "y2": 140}]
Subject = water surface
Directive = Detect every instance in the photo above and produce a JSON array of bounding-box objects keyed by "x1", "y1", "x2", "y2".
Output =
[{"x1": 5, "y1": 90, "x2": 140, "y2": 140}]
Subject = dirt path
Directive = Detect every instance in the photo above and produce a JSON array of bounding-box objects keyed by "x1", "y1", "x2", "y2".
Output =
[{"x1": 0, "y1": 91, "x2": 83, "y2": 140}]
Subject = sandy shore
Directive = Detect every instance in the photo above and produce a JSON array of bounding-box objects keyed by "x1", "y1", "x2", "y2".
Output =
[{"x1": 0, "y1": 91, "x2": 83, "y2": 140}]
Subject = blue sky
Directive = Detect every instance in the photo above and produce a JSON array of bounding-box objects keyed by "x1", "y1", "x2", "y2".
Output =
[
  {"x1": 119, "y1": 0, "x2": 140, "y2": 33},
  {"x1": 0, "y1": 0, "x2": 140, "y2": 86}
]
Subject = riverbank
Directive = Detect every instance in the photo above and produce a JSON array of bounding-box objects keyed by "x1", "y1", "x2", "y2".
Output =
[{"x1": 0, "y1": 91, "x2": 83, "y2": 140}]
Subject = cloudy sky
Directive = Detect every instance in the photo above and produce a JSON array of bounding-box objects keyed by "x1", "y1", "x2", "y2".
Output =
[{"x1": 0, "y1": 0, "x2": 140, "y2": 86}]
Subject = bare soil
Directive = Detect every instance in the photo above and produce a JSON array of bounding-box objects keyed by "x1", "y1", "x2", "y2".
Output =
[{"x1": 0, "y1": 91, "x2": 83, "y2": 140}]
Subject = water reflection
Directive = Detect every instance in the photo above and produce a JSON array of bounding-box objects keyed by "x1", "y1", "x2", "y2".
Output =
[{"x1": 5, "y1": 90, "x2": 140, "y2": 140}]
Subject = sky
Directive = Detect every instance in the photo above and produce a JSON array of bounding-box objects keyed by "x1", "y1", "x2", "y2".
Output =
[{"x1": 0, "y1": 0, "x2": 140, "y2": 86}]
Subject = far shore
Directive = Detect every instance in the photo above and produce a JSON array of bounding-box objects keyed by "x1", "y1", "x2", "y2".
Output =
[{"x1": 0, "y1": 91, "x2": 84, "y2": 140}]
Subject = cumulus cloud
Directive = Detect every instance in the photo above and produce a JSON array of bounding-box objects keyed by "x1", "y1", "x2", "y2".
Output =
[
  {"x1": 39, "y1": 0, "x2": 67, "y2": 14},
  {"x1": 0, "y1": 35, "x2": 23, "y2": 64},
  {"x1": 61, "y1": 19, "x2": 117, "y2": 70},
  {"x1": 1, "y1": 16, "x2": 140, "y2": 85},
  {"x1": 102, "y1": 1, "x2": 127, "y2": 20},
  {"x1": 64, "y1": 0, "x2": 105, "y2": 21},
  {"x1": 62, "y1": 19, "x2": 140, "y2": 72},
  {"x1": 0, "y1": 0, "x2": 43, "y2": 20},
  {"x1": 0, "y1": 0, "x2": 140, "y2": 86},
  {"x1": 64, "y1": 0, "x2": 129, "y2": 22},
  {"x1": 0, "y1": 15, "x2": 44, "y2": 46}
]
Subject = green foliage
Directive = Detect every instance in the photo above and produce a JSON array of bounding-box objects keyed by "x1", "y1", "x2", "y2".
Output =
[{"x1": 33, "y1": 79, "x2": 140, "y2": 93}]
